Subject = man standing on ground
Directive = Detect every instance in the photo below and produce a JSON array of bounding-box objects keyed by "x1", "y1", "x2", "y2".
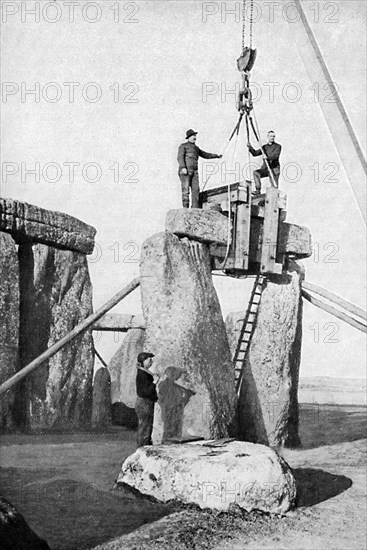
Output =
[
  {"x1": 177, "y1": 129, "x2": 222, "y2": 208},
  {"x1": 135, "y1": 352, "x2": 158, "y2": 447},
  {"x1": 247, "y1": 130, "x2": 282, "y2": 194}
]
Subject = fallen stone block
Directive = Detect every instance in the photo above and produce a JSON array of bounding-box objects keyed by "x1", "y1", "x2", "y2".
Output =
[
  {"x1": 165, "y1": 208, "x2": 230, "y2": 245},
  {"x1": 0, "y1": 495, "x2": 51, "y2": 549},
  {"x1": 118, "y1": 440, "x2": 296, "y2": 515}
]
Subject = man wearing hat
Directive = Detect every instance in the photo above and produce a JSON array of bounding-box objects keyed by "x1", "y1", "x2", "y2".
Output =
[
  {"x1": 177, "y1": 129, "x2": 222, "y2": 208},
  {"x1": 135, "y1": 352, "x2": 158, "y2": 447}
]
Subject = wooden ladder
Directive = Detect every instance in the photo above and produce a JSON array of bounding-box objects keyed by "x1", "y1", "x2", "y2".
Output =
[{"x1": 233, "y1": 275, "x2": 265, "y2": 394}]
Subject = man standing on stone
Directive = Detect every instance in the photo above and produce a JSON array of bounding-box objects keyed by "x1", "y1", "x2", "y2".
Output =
[
  {"x1": 177, "y1": 129, "x2": 222, "y2": 208},
  {"x1": 247, "y1": 130, "x2": 282, "y2": 194},
  {"x1": 135, "y1": 352, "x2": 158, "y2": 447}
]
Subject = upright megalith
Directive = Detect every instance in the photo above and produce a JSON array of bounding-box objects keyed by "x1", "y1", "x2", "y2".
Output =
[
  {"x1": 92, "y1": 367, "x2": 112, "y2": 428},
  {"x1": 140, "y1": 230, "x2": 236, "y2": 443},
  {"x1": 227, "y1": 261, "x2": 304, "y2": 447},
  {"x1": 108, "y1": 327, "x2": 145, "y2": 406},
  {"x1": 0, "y1": 232, "x2": 19, "y2": 431},
  {"x1": 108, "y1": 327, "x2": 144, "y2": 428},
  {"x1": 0, "y1": 198, "x2": 96, "y2": 432},
  {"x1": 16, "y1": 243, "x2": 94, "y2": 431}
]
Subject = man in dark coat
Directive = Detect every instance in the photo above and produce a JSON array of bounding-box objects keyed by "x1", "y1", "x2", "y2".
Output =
[
  {"x1": 177, "y1": 129, "x2": 222, "y2": 208},
  {"x1": 135, "y1": 352, "x2": 158, "y2": 447},
  {"x1": 247, "y1": 130, "x2": 282, "y2": 194}
]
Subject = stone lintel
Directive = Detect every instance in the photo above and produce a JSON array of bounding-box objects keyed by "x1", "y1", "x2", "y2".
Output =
[
  {"x1": 165, "y1": 208, "x2": 230, "y2": 246},
  {"x1": 0, "y1": 198, "x2": 96, "y2": 255},
  {"x1": 278, "y1": 222, "x2": 312, "y2": 258}
]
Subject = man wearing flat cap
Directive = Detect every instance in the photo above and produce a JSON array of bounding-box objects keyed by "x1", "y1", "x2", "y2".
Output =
[
  {"x1": 135, "y1": 352, "x2": 158, "y2": 447},
  {"x1": 177, "y1": 129, "x2": 222, "y2": 208}
]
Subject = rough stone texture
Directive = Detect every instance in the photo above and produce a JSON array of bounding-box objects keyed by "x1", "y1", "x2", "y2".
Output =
[
  {"x1": 0, "y1": 494, "x2": 51, "y2": 549},
  {"x1": 15, "y1": 242, "x2": 94, "y2": 431},
  {"x1": 228, "y1": 261, "x2": 304, "y2": 447},
  {"x1": 140, "y1": 231, "x2": 236, "y2": 443},
  {"x1": 0, "y1": 198, "x2": 96, "y2": 254},
  {"x1": 108, "y1": 328, "x2": 145, "y2": 406},
  {"x1": 278, "y1": 223, "x2": 312, "y2": 258},
  {"x1": 0, "y1": 233, "x2": 19, "y2": 431},
  {"x1": 118, "y1": 440, "x2": 297, "y2": 514},
  {"x1": 91, "y1": 367, "x2": 112, "y2": 428},
  {"x1": 165, "y1": 208, "x2": 229, "y2": 245}
]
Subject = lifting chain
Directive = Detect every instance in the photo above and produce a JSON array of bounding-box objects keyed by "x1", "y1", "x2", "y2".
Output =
[{"x1": 241, "y1": 0, "x2": 254, "y2": 52}]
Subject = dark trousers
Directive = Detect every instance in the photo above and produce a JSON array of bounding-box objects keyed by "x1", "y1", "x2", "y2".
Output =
[
  {"x1": 253, "y1": 166, "x2": 280, "y2": 193},
  {"x1": 135, "y1": 396, "x2": 155, "y2": 447},
  {"x1": 179, "y1": 171, "x2": 200, "y2": 208}
]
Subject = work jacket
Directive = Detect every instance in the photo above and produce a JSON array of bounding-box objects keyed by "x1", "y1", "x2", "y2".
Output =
[
  {"x1": 136, "y1": 367, "x2": 158, "y2": 402},
  {"x1": 177, "y1": 141, "x2": 220, "y2": 173},
  {"x1": 249, "y1": 142, "x2": 282, "y2": 170}
]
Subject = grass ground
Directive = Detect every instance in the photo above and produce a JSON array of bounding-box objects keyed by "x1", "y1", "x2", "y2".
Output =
[{"x1": 0, "y1": 404, "x2": 366, "y2": 550}]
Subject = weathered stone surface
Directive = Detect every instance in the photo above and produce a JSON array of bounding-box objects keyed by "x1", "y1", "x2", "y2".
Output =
[
  {"x1": 227, "y1": 261, "x2": 304, "y2": 447},
  {"x1": 140, "y1": 232, "x2": 236, "y2": 443},
  {"x1": 278, "y1": 223, "x2": 312, "y2": 258},
  {"x1": 91, "y1": 367, "x2": 112, "y2": 428},
  {"x1": 165, "y1": 209, "x2": 229, "y2": 245},
  {"x1": 0, "y1": 198, "x2": 96, "y2": 254},
  {"x1": 0, "y1": 233, "x2": 19, "y2": 431},
  {"x1": 0, "y1": 494, "x2": 51, "y2": 549},
  {"x1": 108, "y1": 328, "x2": 145, "y2": 406},
  {"x1": 15, "y1": 242, "x2": 94, "y2": 431},
  {"x1": 118, "y1": 440, "x2": 296, "y2": 514}
]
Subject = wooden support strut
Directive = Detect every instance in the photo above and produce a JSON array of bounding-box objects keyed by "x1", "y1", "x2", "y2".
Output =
[
  {"x1": 0, "y1": 277, "x2": 141, "y2": 398},
  {"x1": 302, "y1": 282, "x2": 367, "y2": 321},
  {"x1": 302, "y1": 289, "x2": 367, "y2": 334}
]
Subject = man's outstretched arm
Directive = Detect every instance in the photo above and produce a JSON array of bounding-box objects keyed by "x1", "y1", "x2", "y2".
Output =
[{"x1": 197, "y1": 147, "x2": 222, "y2": 159}]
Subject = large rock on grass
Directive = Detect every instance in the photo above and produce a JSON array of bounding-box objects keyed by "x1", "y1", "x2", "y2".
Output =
[
  {"x1": 118, "y1": 440, "x2": 297, "y2": 514},
  {"x1": 140, "y1": 232, "x2": 236, "y2": 443}
]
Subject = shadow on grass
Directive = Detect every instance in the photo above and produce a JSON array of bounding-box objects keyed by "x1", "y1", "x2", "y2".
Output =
[
  {"x1": 0, "y1": 467, "x2": 175, "y2": 550},
  {"x1": 292, "y1": 467, "x2": 352, "y2": 507},
  {"x1": 299, "y1": 404, "x2": 367, "y2": 449}
]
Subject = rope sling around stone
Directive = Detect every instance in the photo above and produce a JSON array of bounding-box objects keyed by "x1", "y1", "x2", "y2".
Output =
[{"x1": 0, "y1": 277, "x2": 141, "y2": 399}]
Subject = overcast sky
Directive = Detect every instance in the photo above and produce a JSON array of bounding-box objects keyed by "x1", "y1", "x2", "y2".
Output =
[{"x1": 1, "y1": 0, "x2": 366, "y2": 379}]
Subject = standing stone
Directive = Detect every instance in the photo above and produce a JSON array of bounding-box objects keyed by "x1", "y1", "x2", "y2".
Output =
[
  {"x1": 92, "y1": 367, "x2": 112, "y2": 428},
  {"x1": 15, "y1": 243, "x2": 94, "y2": 431},
  {"x1": 108, "y1": 328, "x2": 145, "y2": 406},
  {"x1": 0, "y1": 233, "x2": 19, "y2": 431},
  {"x1": 140, "y1": 231, "x2": 236, "y2": 443},
  {"x1": 229, "y1": 261, "x2": 304, "y2": 447}
]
